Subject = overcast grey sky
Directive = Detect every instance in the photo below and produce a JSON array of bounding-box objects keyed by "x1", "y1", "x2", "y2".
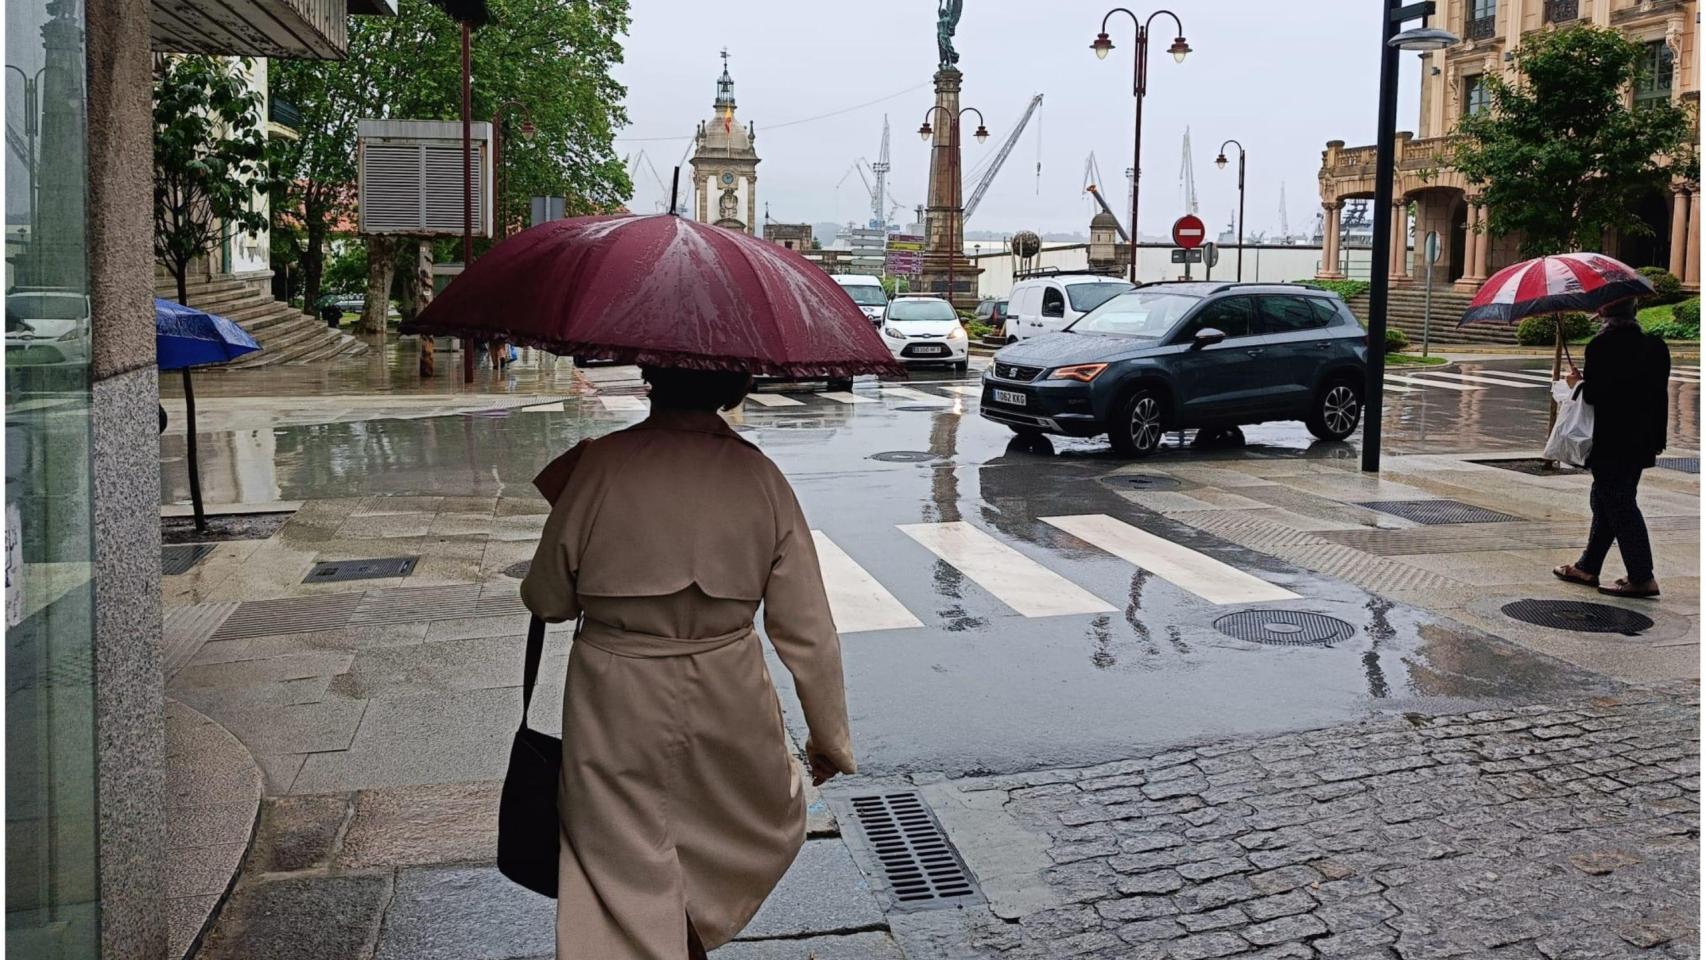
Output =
[{"x1": 611, "y1": 1, "x2": 1422, "y2": 239}]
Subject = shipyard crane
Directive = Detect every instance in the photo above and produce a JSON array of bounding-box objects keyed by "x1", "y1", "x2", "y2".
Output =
[
  {"x1": 1277, "y1": 182, "x2": 1292, "y2": 241},
  {"x1": 624, "y1": 150, "x2": 681, "y2": 213},
  {"x1": 1081, "y1": 152, "x2": 1130, "y2": 243},
  {"x1": 868, "y1": 116, "x2": 892, "y2": 229},
  {"x1": 1179, "y1": 127, "x2": 1199, "y2": 216},
  {"x1": 963, "y1": 93, "x2": 1043, "y2": 221}
]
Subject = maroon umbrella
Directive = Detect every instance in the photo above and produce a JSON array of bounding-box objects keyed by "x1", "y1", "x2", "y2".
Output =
[
  {"x1": 1459, "y1": 252, "x2": 1653, "y2": 325},
  {"x1": 403, "y1": 214, "x2": 902, "y2": 378}
]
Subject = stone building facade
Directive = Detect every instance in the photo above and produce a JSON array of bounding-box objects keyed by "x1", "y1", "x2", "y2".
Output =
[
  {"x1": 689, "y1": 51, "x2": 760, "y2": 234},
  {"x1": 763, "y1": 221, "x2": 813, "y2": 251},
  {"x1": 1317, "y1": 0, "x2": 1698, "y2": 289}
]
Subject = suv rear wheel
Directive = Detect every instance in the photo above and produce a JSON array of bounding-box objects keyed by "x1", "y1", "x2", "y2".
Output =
[
  {"x1": 1306, "y1": 380, "x2": 1362, "y2": 441},
  {"x1": 1109, "y1": 388, "x2": 1166, "y2": 458}
]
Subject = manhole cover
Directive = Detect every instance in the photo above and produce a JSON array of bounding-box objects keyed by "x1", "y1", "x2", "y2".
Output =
[
  {"x1": 1355, "y1": 499, "x2": 1520, "y2": 525},
  {"x1": 1108, "y1": 473, "x2": 1182, "y2": 492},
  {"x1": 1500, "y1": 599, "x2": 1654, "y2": 635},
  {"x1": 1214, "y1": 610, "x2": 1355, "y2": 646},
  {"x1": 1656, "y1": 457, "x2": 1699, "y2": 474},
  {"x1": 161, "y1": 543, "x2": 216, "y2": 576},
  {"x1": 869, "y1": 451, "x2": 938, "y2": 463},
  {"x1": 503, "y1": 560, "x2": 532, "y2": 579},
  {"x1": 303, "y1": 556, "x2": 418, "y2": 584},
  {"x1": 841, "y1": 792, "x2": 981, "y2": 911}
]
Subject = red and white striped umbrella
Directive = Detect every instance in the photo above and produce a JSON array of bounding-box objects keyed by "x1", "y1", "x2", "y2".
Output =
[{"x1": 1459, "y1": 252, "x2": 1653, "y2": 325}]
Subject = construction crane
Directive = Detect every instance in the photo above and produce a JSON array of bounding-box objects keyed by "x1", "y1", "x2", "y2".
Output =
[
  {"x1": 1081, "y1": 152, "x2": 1130, "y2": 243},
  {"x1": 1179, "y1": 127, "x2": 1199, "y2": 216},
  {"x1": 1277, "y1": 182, "x2": 1292, "y2": 241},
  {"x1": 868, "y1": 116, "x2": 891, "y2": 229},
  {"x1": 963, "y1": 93, "x2": 1043, "y2": 221},
  {"x1": 624, "y1": 150, "x2": 680, "y2": 214}
]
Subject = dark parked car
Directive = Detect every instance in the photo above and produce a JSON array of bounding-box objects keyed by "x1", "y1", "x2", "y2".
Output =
[{"x1": 980, "y1": 282, "x2": 1367, "y2": 456}]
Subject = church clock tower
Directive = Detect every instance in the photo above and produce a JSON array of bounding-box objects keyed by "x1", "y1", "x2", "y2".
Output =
[{"x1": 688, "y1": 50, "x2": 761, "y2": 234}]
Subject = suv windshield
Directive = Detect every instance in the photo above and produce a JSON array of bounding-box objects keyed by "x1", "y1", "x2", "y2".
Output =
[
  {"x1": 843, "y1": 286, "x2": 888, "y2": 307},
  {"x1": 1069, "y1": 291, "x2": 1200, "y2": 338},
  {"x1": 888, "y1": 299, "x2": 956, "y2": 322},
  {"x1": 1065, "y1": 281, "x2": 1134, "y2": 313}
]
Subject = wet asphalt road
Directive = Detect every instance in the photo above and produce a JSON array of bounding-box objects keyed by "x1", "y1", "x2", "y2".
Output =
[{"x1": 160, "y1": 357, "x2": 1689, "y2": 777}]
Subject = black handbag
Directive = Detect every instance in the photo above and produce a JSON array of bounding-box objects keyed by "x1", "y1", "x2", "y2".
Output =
[{"x1": 497, "y1": 614, "x2": 568, "y2": 897}]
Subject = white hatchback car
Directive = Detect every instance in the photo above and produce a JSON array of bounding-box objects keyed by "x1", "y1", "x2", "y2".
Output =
[{"x1": 879, "y1": 296, "x2": 968, "y2": 372}]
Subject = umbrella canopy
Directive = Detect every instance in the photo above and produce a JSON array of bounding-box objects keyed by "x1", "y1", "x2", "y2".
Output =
[
  {"x1": 1460, "y1": 252, "x2": 1653, "y2": 325},
  {"x1": 156, "y1": 298, "x2": 260, "y2": 370},
  {"x1": 402, "y1": 214, "x2": 904, "y2": 378}
]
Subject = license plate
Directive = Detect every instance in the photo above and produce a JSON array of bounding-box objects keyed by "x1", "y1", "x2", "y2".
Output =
[
  {"x1": 993, "y1": 389, "x2": 1027, "y2": 406},
  {"x1": 912, "y1": 345, "x2": 944, "y2": 355}
]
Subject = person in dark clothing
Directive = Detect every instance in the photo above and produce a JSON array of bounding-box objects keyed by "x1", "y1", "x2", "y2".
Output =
[{"x1": 1553, "y1": 297, "x2": 1670, "y2": 598}]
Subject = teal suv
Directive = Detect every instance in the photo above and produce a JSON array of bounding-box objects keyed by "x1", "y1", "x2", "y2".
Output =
[{"x1": 980, "y1": 283, "x2": 1368, "y2": 457}]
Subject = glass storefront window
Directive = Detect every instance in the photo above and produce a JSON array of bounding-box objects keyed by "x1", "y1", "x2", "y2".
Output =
[{"x1": 5, "y1": 0, "x2": 99, "y2": 953}]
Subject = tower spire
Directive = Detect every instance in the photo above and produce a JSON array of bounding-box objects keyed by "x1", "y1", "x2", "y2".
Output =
[{"x1": 715, "y1": 48, "x2": 735, "y2": 109}]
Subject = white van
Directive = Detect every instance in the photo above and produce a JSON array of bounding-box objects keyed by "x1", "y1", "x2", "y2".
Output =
[
  {"x1": 832, "y1": 274, "x2": 889, "y2": 323},
  {"x1": 1003, "y1": 273, "x2": 1135, "y2": 343}
]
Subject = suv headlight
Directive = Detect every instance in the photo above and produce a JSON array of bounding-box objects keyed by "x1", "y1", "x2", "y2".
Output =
[
  {"x1": 884, "y1": 326, "x2": 905, "y2": 339},
  {"x1": 1049, "y1": 363, "x2": 1108, "y2": 382}
]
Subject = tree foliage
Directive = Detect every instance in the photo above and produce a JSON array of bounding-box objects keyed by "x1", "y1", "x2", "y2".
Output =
[
  {"x1": 1452, "y1": 26, "x2": 1695, "y2": 257},
  {"x1": 270, "y1": 0, "x2": 633, "y2": 323},
  {"x1": 153, "y1": 56, "x2": 272, "y2": 305}
]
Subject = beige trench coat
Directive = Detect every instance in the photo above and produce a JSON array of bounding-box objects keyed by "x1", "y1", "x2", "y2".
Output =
[{"x1": 520, "y1": 408, "x2": 855, "y2": 960}]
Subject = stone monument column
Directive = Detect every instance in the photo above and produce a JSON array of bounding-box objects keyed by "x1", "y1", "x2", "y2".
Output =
[{"x1": 918, "y1": 67, "x2": 980, "y2": 310}]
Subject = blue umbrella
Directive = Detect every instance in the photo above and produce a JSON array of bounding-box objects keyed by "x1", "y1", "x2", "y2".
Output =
[{"x1": 156, "y1": 298, "x2": 260, "y2": 532}]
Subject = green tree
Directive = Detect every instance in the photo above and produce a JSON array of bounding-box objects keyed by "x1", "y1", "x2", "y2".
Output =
[
  {"x1": 153, "y1": 56, "x2": 272, "y2": 306},
  {"x1": 270, "y1": 0, "x2": 633, "y2": 332},
  {"x1": 1452, "y1": 25, "x2": 1695, "y2": 257}
]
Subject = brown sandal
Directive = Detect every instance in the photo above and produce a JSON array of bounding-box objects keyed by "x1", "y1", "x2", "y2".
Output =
[
  {"x1": 1553, "y1": 564, "x2": 1599, "y2": 587},
  {"x1": 1598, "y1": 579, "x2": 1660, "y2": 599}
]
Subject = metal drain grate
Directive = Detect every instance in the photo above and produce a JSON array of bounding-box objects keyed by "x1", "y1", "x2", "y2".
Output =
[
  {"x1": 1354, "y1": 499, "x2": 1520, "y2": 525},
  {"x1": 503, "y1": 560, "x2": 532, "y2": 579},
  {"x1": 843, "y1": 792, "x2": 980, "y2": 911},
  {"x1": 1214, "y1": 610, "x2": 1355, "y2": 646},
  {"x1": 1656, "y1": 457, "x2": 1700, "y2": 474},
  {"x1": 869, "y1": 451, "x2": 939, "y2": 463},
  {"x1": 162, "y1": 544, "x2": 216, "y2": 576},
  {"x1": 304, "y1": 556, "x2": 418, "y2": 583},
  {"x1": 1501, "y1": 599, "x2": 1654, "y2": 636}
]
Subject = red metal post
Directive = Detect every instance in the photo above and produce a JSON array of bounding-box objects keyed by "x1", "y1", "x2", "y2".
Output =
[{"x1": 460, "y1": 20, "x2": 475, "y2": 384}]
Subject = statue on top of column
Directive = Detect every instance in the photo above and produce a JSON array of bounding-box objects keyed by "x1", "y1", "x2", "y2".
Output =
[{"x1": 937, "y1": 0, "x2": 962, "y2": 70}]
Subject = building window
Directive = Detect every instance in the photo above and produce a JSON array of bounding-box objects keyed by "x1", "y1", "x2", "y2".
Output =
[
  {"x1": 1635, "y1": 40, "x2": 1675, "y2": 108},
  {"x1": 1542, "y1": 0, "x2": 1578, "y2": 23},
  {"x1": 1466, "y1": 0, "x2": 1496, "y2": 40},
  {"x1": 1463, "y1": 74, "x2": 1490, "y2": 117}
]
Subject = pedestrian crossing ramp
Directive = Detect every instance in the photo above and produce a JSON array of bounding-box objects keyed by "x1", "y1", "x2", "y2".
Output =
[{"x1": 810, "y1": 515, "x2": 1304, "y2": 636}]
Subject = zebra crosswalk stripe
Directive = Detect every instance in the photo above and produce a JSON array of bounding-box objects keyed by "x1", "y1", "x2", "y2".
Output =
[
  {"x1": 810, "y1": 532, "x2": 922, "y2": 633},
  {"x1": 745, "y1": 393, "x2": 805, "y2": 407},
  {"x1": 1382, "y1": 374, "x2": 1482, "y2": 392},
  {"x1": 898, "y1": 521, "x2": 1115, "y2": 618},
  {"x1": 522, "y1": 402, "x2": 565, "y2": 412},
  {"x1": 939, "y1": 385, "x2": 983, "y2": 397},
  {"x1": 1416, "y1": 371, "x2": 1545, "y2": 388},
  {"x1": 598, "y1": 396, "x2": 648, "y2": 412},
  {"x1": 1042, "y1": 514, "x2": 1298, "y2": 605},
  {"x1": 880, "y1": 386, "x2": 951, "y2": 404},
  {"x1": 818, "y1": 391, "x2": 878, "y2": 405},
  {"x1": 1466, "y1": 370, "x2": 1555, "y2": 384}
]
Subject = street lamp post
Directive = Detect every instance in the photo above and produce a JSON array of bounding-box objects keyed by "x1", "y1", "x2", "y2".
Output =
[
  {"x1": 1362, "y1": 2, "x2": 1457, "y2": 473},
  {"x1": 919, "y1": 106, "x2": 989, "y2": 313},
  {"x1": 1214, "y1": 139, "x2": 1246, "y2": 282},
  {"x1": 6, "y1": 65, "x2": 45, "y2": 275},
  {"x1": 485, "y1": 101, "x2": 536, "y2": 370},
  {"x1": 1091, "y1": 8, "x2": 1191, "y2": 284}
]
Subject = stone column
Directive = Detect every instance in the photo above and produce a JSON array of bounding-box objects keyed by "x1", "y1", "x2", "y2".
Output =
[
  {"x1": 1669, "y1": 189, "x2": 1689, "y2": 281},
  {"x1": 1320, "y1": 202, "x2": 1343, "y2": 278},
  {"x1": 1458, "y1": 201, "x2": 1484, "y2": 287},
  {"x1": 1390, "y1": 202, "x2": 1409, "y2": 280},
  {"x1": 86, "y1": 0, "x2": 167, "y2": 953},
  {"x1": 917, "y1": 67, "x2": 980, "y2": 309},
  {"x1": 1685, "y1": 193, "x2": 1700, "y2": 290}
]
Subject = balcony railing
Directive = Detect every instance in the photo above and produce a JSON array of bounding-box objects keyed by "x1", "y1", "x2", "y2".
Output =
[
  {"x1": 269, "y1": 97, "x2": 303, "y2": 130},
  {"x1": 1465, "y1": 14, "x2": 1496, "y2": 40},
  {"x1": 1543, "y1": 0, "x2": 1579, "y2": 22}
]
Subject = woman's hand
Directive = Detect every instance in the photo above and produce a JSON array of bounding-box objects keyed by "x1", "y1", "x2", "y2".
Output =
[
  {"x1": 809, "y1": 753, "x2": 840, "y2": 787},
  {"x1": 1564, "y1": 366, "x2": 1582, "y2": 388}
]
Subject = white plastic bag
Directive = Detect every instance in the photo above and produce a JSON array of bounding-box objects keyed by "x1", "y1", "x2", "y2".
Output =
[{"x1": 1543, "y1": 380, "x2": 1594, "y2": 467}]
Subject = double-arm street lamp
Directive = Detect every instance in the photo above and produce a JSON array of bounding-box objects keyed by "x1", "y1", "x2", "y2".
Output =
[
  {"x1": 1361, "y1": 2, "x2": 1458, "y2": 473},
  {"x1": 918, "y1": 106, "x2": 989, "y2": 312},
  {"x1": 1091, "y1": 8, "x2": 1191, "y2": 284},
  {"x1": 1214, "y1": 140, "x2": 1246, "y2": 282}
]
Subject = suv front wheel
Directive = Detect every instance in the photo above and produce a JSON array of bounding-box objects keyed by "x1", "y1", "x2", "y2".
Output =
[
  {"x1": 1306, "y1": 380, "x2": 1362, "y2": 441},
  {"x1": 1109, "y1": 388, "x2": 1166, "y2": 457}
]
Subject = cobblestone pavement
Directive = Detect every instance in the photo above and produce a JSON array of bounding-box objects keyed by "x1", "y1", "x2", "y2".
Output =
[{"x1": 889, "y1": 687, "x2": 1699, "y2": 960}]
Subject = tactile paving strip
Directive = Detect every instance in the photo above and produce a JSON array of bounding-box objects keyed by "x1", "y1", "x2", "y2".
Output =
[{"x1": 162, "y1": 544, "x2": 216, "y2": 576}]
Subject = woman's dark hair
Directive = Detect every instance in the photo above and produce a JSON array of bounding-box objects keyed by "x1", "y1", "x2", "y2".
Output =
[
  {"x1": 641, "y1": 366, "x2": 753, "y2": 412},
  {"x1": 1600, "y1": 297, "x2": 1638, "y2": 325}
]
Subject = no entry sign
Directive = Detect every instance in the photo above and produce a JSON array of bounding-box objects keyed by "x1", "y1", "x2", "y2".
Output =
[{"x1": 1172, "y1": 214, "x2": 1207, "y2": 250}]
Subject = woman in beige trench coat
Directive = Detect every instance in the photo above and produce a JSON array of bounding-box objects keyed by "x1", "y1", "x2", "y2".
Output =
[{"x1": 520, "y1": 366, "x2": 855, "y2": 960}]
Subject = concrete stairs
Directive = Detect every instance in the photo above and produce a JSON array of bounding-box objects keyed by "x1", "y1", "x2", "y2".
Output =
[
  {"x1": 1343, "y1": 284, "x2": 1517, "y2": 346},
  {"x1": 154, "y1": 273, "x2": 369, "y2": 367}
]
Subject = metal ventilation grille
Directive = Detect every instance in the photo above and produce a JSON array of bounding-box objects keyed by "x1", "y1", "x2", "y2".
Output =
[
  {"x1": 845, "y1": 792, "x2": 980, "y2": 910},
  {"x1": 360, "y1": 143, "x2": 424, "y2": 233},
  {"x1": 423, "y1": 145, "x2": 483, "y2": 233},
  {"x1": 162, "y1": 544, "x2": 216, "y2": 576},
  {"x1": 304, "y1": 556, "x2": 418, "y2": 583},
  {"x1": 1354, "y1": 499, "x2": 1520, "y2": 525}
]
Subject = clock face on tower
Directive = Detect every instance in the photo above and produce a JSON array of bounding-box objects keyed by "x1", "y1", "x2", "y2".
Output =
[{"x1": 720, "y1": 172, "x2": 736, "y2": 186}]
